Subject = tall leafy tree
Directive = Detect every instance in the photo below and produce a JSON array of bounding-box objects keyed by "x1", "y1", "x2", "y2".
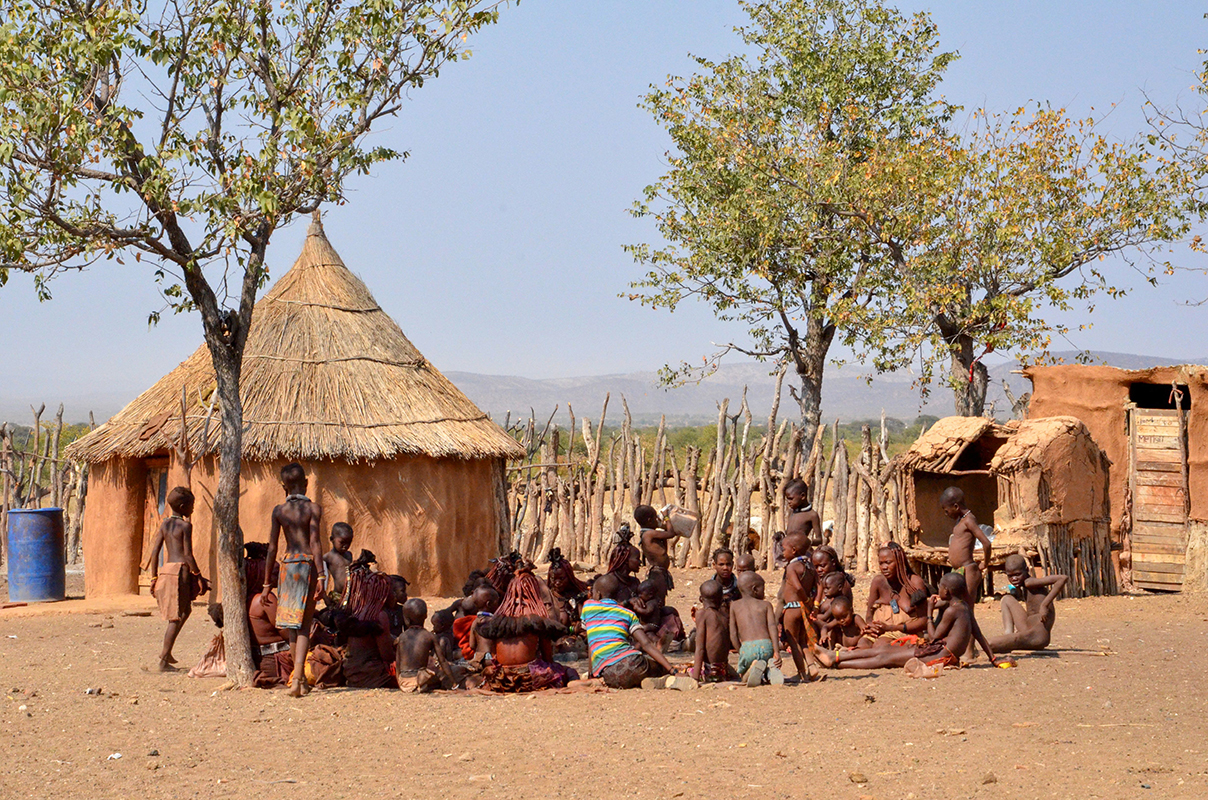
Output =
[
  {"x1": 0, "y1": 0, "x2": 509, "y2": 684},
  {"x1": 860, "y1": 107, "x2": 1188, "y2": 416},
  {"x1": 627, "y1": 0, "x2": 956, "y2": 449}
]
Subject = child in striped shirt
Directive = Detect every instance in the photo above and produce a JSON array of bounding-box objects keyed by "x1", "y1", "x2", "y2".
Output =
[{"x1": 581, "y1": 574, "x2": 677, "y2": 689}]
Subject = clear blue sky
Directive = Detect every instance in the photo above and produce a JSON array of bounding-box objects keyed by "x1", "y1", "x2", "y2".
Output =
[{"x1": 1, "y1": 0, "x2": 1206, "y2": 417}]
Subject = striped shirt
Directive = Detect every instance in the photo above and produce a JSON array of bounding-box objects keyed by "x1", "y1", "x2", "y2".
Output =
[{"x1": 581, "y1": 598, "x2": 642, "y2": 676}]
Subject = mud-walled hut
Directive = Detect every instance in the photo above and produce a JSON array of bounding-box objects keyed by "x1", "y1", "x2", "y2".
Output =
[
  {"x1": 988, "y1": 417, "x2": 1115, "y2": 597},
  {"x1": 67, "y1": 218, "x2": 524, "y2": 598},
  {"x1": 1025, "y1": 364, "x2": 1208, "y2": 592},
  {"x1": 893, "y1": 415, "x2": 1115, "y2": 597}
]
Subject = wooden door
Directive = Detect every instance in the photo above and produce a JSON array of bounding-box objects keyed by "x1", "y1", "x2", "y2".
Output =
[
  {"x1": 139, "y1": 457, "x2": 170, "y2": 592},
  {"x1": 1129, "y1": 407, "x2": 1189, "y2": 591}
]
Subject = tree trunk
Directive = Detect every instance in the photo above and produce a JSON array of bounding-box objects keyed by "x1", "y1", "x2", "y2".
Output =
[
  {"x1": 789, "y1": 307, "x2": 835, "y2": 459},
  {"x1": 943, "y1": 326, "x2": 989, "y2": 417},
  {"x1": 855, "y1": 425, "x2": 872, "y2": 573},
  {"x1": 210, "y1": 349, "x2": 256, "y2": 686}
]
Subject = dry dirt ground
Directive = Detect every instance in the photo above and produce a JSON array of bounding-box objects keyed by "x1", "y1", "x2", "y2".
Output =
[{"x1": 2, "y1": 568, "x2": 1207, "y2": 800}]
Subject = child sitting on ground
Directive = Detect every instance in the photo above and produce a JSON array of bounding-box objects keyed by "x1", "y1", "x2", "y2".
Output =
[
  {"x1": 322, "y1": 522, "x2": 354, "y2": 607},
  {"x1": 690, "y1": 580, "x2": 736, "y2": 683},
  {"x1": 453, "y1": 584, "x2": 501, "y2": 660},
  {"x1": 466, "y1": 586, "x2": 502, "y2": 663},
  {"x1": 627, "y1": 579, "x2": 665, "y2": 638},
  {"x1": 730, "y1": 572, "x2": 784, "y2": 686},
  {"x1": 386, "y1": 575, "x2": 410, "y2": 637},
  {"x1": 431, "y1": 609, "x2": 461, "y2": 663},
  {"x1": 990, "y1": 554, "x2": 1068, "y2": 653},
  {"x1": 396, "y1": 599, "x2": 459, "y2": 692},
  {"x1": 819, "y1": 595, "x2": 867, "y2": 650},
  {"x1": 811, "y1": 546, "x2": 853, "y2": 607},
  {"x1": 813, "y1": 571, "x2": 851, "y2": 629}
]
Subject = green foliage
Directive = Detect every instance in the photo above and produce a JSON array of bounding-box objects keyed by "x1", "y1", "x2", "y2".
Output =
[
  {"x1": 0, "y1": 0, "x2": 508, "y2": 309},
  {"x1": 625, "y1": 0, "x2": 957, "y2": 440},
  {"x1": 857, "y1": 106, "x2": 1189, "y2": 411},
  {"x1": 628, "y1": 0, "x2": 1188, "y2": 420}
]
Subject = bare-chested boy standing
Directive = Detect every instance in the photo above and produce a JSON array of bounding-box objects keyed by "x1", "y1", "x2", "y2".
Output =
[
  {"x1": 266, "y1": 463, "x2": 325, "y2": 697},
  {"x1": 780, "y1": 531, "x2": 820, "y2": 679},
  {"x1": 990, "y1": 554, "x2": 1068, "y2": 653},
  {"x1": 784, "y1": 479, "x2": 823, "y2": 548},
  {"x1": 635, "y1": 504, "x2": 682, "y2": 598},
  {"x1": 142, "y1": 487, "x2": 205, "y2": 672},
  {"x1": 940, "y1": 486, "x2": 992, "y2": 602},
  {"x1": 322, "y1": 522, "x2": 354, "y2": 606}
]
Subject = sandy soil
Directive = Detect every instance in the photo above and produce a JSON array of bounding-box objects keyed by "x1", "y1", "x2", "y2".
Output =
[{"x1": 2, "y1": 567, "x2": 1207, "y2": 800}]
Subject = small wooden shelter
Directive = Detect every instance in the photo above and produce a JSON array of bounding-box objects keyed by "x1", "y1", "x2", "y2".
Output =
[
  {"x1": 67, "y1": 217, "x2": 524, "y2": 597},
  {"x1": 1026, "y1": 364, "x2": 1208, "y2": 592},
  {"x1": 893, "y1": 415, "x2": 1115, "y2": 597}
]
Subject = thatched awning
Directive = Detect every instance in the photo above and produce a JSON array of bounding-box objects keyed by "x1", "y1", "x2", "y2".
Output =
[
  {"x1": 67, "y1": 218, "x2": 525, "y2": 464},
  {"x1": 895, "y1": 416, "x2": 1014, "y2": 473}
]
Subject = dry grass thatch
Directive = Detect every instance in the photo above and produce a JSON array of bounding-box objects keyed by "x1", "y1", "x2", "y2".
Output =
[
  {"x1": 68, "y1": 218, "x2": 524, "y2": 464},
  {"x1": 896, "y1": 416, "x2": 1013, "y2": 473}
]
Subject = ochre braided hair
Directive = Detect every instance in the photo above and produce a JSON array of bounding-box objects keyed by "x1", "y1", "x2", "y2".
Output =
[{"x1": 343, "y1": 550, "x2": 391, "y2": 622}]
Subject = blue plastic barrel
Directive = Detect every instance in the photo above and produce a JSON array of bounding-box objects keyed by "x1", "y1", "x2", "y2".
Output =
[{"x1": 6, "y1": 508, "x2": 66, "y2": 602}]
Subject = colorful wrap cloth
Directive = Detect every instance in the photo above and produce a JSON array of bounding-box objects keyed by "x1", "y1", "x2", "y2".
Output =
[
  {"x1": 154, "y1": 562, "x2": 192, "y2": 622},
  {"x1": 277, "y1": 554, "x2": 315, "y2": 630},
  {"x1": 736, "y1": 639, "x2": 775, "y2": 677}
]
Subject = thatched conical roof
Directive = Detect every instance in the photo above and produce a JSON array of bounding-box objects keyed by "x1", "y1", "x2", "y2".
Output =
[{"x1": 67, "y1": 218, "x2": 524, "y2": 463}]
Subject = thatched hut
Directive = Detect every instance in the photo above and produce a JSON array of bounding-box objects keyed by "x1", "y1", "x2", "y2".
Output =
[
  {"x1": 895, "y1": 416, "x2": 1013, "y2": 550},
  {"x1": 893, "y1": 415, "x2": 1115, "y2": 597},
  {"x1": 67, "y1": 218, "x2": 524, "y2": 598},
  {"x1": 1025, "y1": 364, "x2": 1208, "y2": 591}
]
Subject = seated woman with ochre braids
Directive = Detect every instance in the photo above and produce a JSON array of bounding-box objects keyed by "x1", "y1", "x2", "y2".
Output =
[
  {"x1": 863, "y1": 542, "x2": 929, "y2": 641},
  {"x1": 604, "y1": 526, "x2": 643, "y2": 605},
  {"x1": 474, "y1": 563, "x2": 579, "y2": 692},
  {"x1": 545, "y1": 548, "x2": 589, "y2": 627}
]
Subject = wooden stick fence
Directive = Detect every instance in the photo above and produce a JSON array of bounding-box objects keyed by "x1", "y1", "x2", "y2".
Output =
[
  {"x1": 0, "y1": 404, "x2": 93, "y2": 567},
  {"x1": 501, "y1": 382, "x2": 903, "y2": 571}
]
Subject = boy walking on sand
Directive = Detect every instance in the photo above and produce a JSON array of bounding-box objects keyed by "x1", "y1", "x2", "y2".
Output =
[
  {"x1": 266, "y1": 463, "x2": 325, "y2": 697},
  {"x1": 143, "y1": 487, "x2": 207, "y2": 672}
]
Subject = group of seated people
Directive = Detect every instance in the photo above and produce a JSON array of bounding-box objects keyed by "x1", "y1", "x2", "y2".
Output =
[{"x1": 187, "y1": 482, "x2": 1067, "y2": 693}]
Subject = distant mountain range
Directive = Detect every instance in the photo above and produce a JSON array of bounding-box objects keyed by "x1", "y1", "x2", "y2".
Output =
[
  {"x1": 3, "y1": 350, "x2": 1202, "y2": 427},
  {"x1": 452, "y1": 350, "x2": 1208, "y2": 427}
]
